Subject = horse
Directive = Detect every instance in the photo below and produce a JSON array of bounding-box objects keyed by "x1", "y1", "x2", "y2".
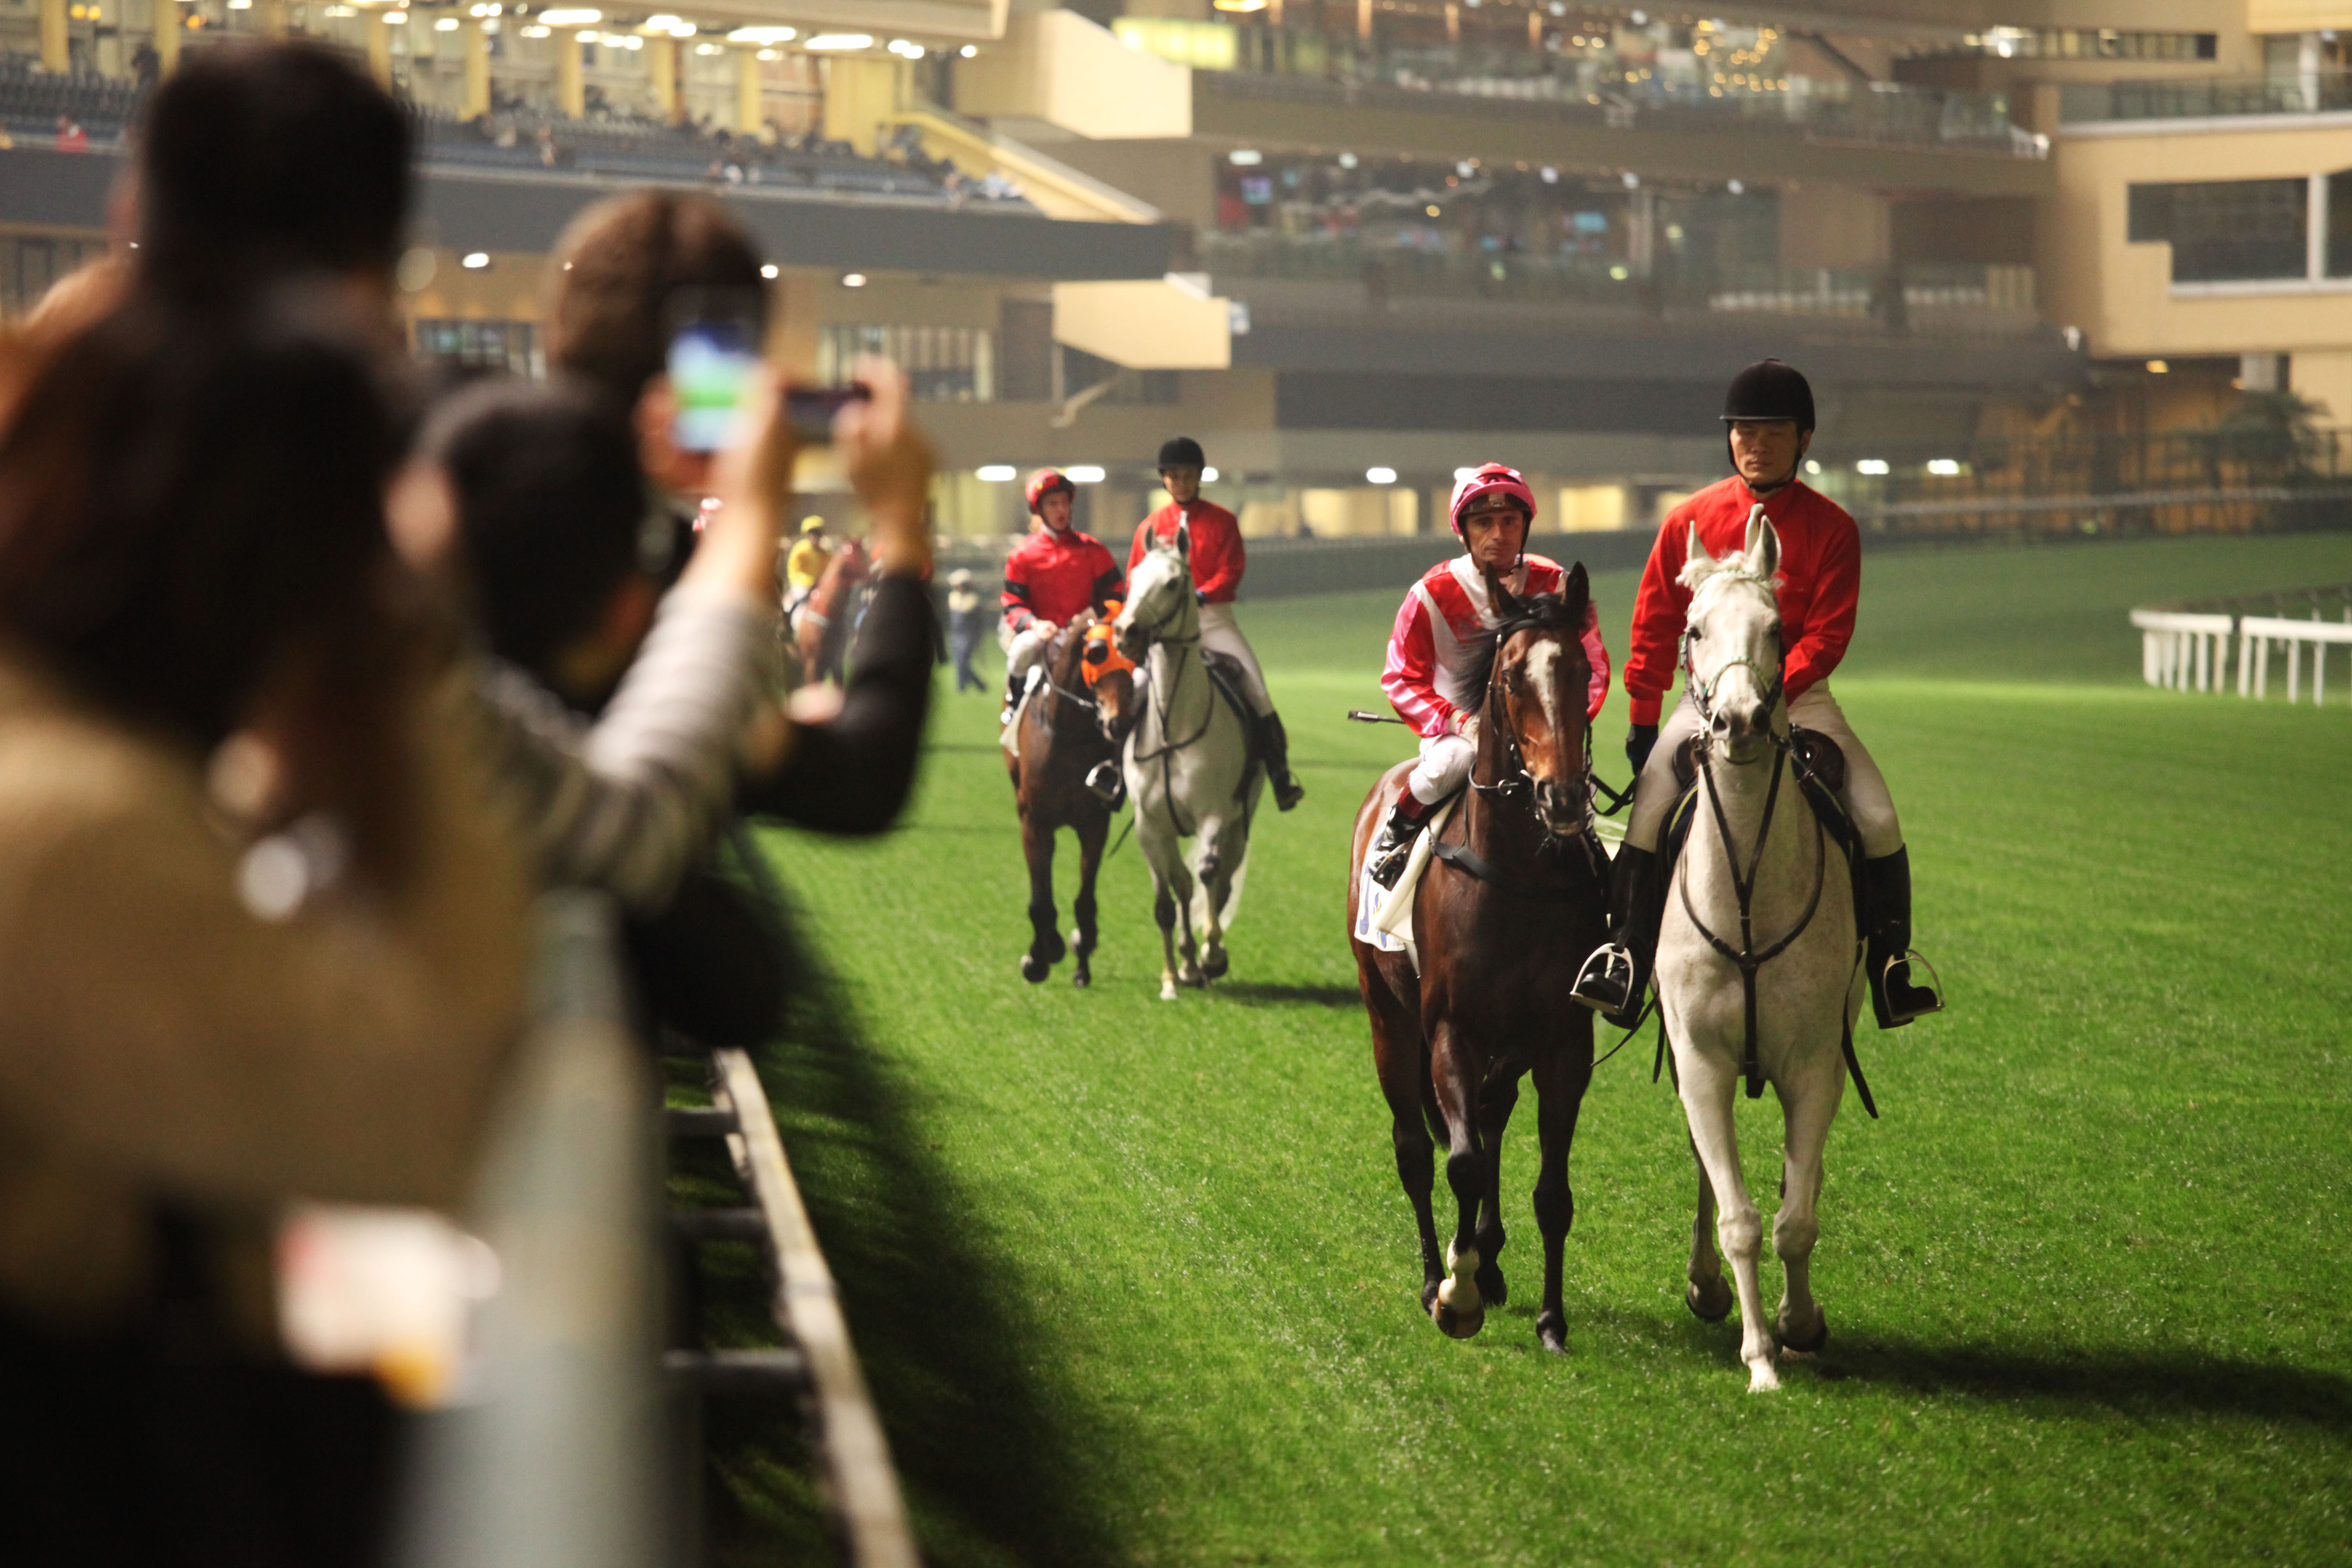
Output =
[
  {"x1": 1113, "y1": 529, "x2": 1261, "y2": 1002},
  {"x1": 1657, "y1": 509, "x2": 1864, "y2": 1391},
  {"x1": 1345, "y1": 565, "x2": 1609, "y2": 1350},
  {"x1": 794, "y1": 537, "x2": 868, "y2": 686},
  {"x1": 1007, "y1": 616, "x2": 1127, "y2": 987}
]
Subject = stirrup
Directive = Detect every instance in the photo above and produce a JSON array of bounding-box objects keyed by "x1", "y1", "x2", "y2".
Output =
[
  {"x1": 1873, "y1": 948, "x2": 1945, "y2": 1028},
  {"x1": 1570, "y1": 943, "x2": 1636, "y2": 1016},
  {"x1": 1084, "y1": 760, "x2": 1125, "y2": 808}
]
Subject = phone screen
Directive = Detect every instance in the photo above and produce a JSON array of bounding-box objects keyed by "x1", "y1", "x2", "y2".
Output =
[{"x1": 668, "y1": 317, "x2": 762, "y2": 453}]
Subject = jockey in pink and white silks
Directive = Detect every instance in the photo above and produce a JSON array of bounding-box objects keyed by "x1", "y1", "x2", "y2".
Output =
[{"x1": 1365, "y1": 464, "x2": 1612, "y2": 887}]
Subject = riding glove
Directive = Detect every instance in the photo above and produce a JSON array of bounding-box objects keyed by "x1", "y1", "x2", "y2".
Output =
[{"x1": 1626, "y1": 723, "x2": 1659, "y2": 776}]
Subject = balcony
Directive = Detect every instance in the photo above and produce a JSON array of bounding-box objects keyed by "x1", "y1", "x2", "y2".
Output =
[{"x1": 2061, "y1": 73, "x2": 2352, "y2": 127}]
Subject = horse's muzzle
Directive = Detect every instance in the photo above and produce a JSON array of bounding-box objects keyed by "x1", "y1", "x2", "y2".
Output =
[{"x1": 1533, "y1": 777, "x2": 1586, "y2": 836}]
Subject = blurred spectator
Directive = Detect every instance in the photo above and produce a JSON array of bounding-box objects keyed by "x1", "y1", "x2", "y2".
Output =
[
  {"x1": 948, "y1": 567, "x2": 988, "y2": 693},
  {"x1": 0, "y1": 293, "x2": 529, "y2": 1566},
  {"x1": 53, "y1": 115, "x2": 86, "y2": 151},
  {"x1": 132, "y1": 39, "x2": 159, "y2": 90}
]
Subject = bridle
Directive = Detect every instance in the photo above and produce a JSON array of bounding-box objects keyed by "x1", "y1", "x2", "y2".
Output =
[
  {"x1": 1118, "y1": 551, "x2": 1224, "y2": 840},
  {"x1": 1679, "y1": 567, "x2": 1788, "y2": 735}
]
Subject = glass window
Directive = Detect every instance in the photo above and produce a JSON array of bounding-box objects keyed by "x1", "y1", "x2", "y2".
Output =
[
  {"x1": 2129, "y1": 180, "x2": 2308, "y2": 282},
  {"x1": 2329, "y1": 171, "x2": 2352, "y2": 278}
]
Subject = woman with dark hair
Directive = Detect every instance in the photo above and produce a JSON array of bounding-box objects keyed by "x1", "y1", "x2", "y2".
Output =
[{"x1": 0, "y1": 296, "x2": 529, "y2": 1563}]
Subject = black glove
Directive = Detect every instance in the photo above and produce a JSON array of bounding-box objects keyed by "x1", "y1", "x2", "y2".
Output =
[{"x1": 1626, "y1": 723, "x2": 1659, "y2": 776}]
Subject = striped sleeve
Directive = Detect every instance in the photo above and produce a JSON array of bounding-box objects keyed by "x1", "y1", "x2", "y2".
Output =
[{"x1": 1381, "y1": 584, "x2": 1457, "y2": 738}]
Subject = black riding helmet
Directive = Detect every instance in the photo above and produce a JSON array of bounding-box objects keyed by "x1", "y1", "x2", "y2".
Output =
[
  {"x1": 1720, "y1": 359, "x2": 1815, "y2": 488},
  {"x1": 1156, "y1": 434, "x2": 1205, "y2": 471}
]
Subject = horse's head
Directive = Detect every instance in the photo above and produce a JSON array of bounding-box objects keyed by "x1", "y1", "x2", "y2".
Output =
[
  {"x1": 1114, "y1": 525, "x2": 1196, "y2": 663},
  {"x1": 1482, "y1": 561, "x2": 1593, "y2": 838},
  {"x1": 1081, "y1": 606, "x2": 1139, "y2": 741},
  {"x1": 1679, "y1": 504, "x2": 1785, "y2": 765}
]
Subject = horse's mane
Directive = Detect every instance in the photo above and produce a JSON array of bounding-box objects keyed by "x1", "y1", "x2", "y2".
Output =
[{"x1": 1462, "y1": 578, "x2": 1590, "y2": 699}]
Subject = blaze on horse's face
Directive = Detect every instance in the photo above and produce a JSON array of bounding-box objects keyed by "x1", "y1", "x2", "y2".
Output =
[
  {"x1": 1485, "y1": 562, "x2": 1593, "y2": 838},
  {"x1": 1679, "y1": 505, "x2": 1785, "y2": 766},
  {"x1": 1114, "y1": 543, "x2": 1189, "y2": 663}
]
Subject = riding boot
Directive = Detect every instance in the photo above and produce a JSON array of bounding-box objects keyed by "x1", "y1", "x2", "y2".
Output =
[
  {"x1": 1570, "y1": 845, "x2": 1663, "y2": 1029},
  {"x1": 1366, "y1": 797, "x2": 1429, "y2": 889},
  {"x1": 1865, "y1": 846, "x2": 1943, "y2": 1028},
  {"x1": 1257, "y1": 711, "x2": 1305, "y2": 811}
]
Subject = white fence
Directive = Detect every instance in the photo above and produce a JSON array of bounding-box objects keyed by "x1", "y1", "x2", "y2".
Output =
[{"x1": 2132, "y1": 604, "x2": 2352, "y2": 706}]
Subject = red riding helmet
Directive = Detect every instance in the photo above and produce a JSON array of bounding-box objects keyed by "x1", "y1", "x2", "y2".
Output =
[
  {"x1": 1026, "y1": 468, "x2": 1076, "y2": 514},
  {"x1": 1448, "y1": 463, "x2": 1537, "y2": 538}
]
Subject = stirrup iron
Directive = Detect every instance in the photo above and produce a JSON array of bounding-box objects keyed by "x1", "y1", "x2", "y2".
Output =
[{"x1": 1875, "y1": 947, "x2": 1945, "y2": 1027}]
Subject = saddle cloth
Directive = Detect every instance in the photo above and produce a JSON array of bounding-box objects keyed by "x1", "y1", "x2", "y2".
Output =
[{"x1": 1352, "y1": 793, "x2": 1460, "y2": 977}]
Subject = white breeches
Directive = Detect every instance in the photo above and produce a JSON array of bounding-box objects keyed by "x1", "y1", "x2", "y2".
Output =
[
  {"x1": 1406, "y1": 731, "x2": 1475, "y2": 807},
  {"x1": 1197, "y1": 602, "x2": 1273, "y2": 716},
  {"x1": 1625, "y1": 683, "x2": 1903, "y2": 859},
  {"x1": 1000, "y1": 623, "x2": 1050, "y2": 685}
]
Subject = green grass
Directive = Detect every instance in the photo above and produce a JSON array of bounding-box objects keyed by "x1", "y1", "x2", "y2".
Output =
[{"x1": 723, "y1": 532, "x2": 2352, "y2": 1566}]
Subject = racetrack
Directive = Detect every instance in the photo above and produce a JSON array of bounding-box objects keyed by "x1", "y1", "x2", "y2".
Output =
[{"x1": 721, "y1": 531, "x2": 2352, "y2": 1567}]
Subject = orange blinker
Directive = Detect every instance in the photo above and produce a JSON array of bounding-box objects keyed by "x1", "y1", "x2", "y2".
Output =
[{"x1": 1081, "y1": 603, "x2": 1135, "y2": 686}]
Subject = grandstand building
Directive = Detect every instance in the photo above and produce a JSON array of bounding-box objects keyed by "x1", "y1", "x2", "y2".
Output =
[{"x1": 3, "y1": 0, "x2": 2347, "y2": 540}]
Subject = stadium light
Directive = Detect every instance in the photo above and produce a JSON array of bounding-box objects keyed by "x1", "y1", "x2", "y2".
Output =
[
  {"x1": 1068, "y1": 465, "x2": 1107, "y2": 483},
  {"x1": 805, "y1": 32, "x2": 873, "y2": 49},
  {"x1": 840, "y1": 272, "x2": 868, "y2": 288},
  {"x1": 727, "y1": 25, "x2": 794, "y2": 44},
  {"x1": 1926, "y1": 459, "x2": 1962, "y2": 476},
  {"x1": 1229, "y1": 150, "x2": 1264, "y2": 166},
  {"x1": 1201, "y1": 467, "x2": 1220, "y2": 482},
  {"x1": 536, "y1": 7, "x2": 599, "y2": 23},
  {"x1": 976, "y1": 465, "x2": 1017, "y2": 482},
  {"x1": 960, "y1": 44, "x2": 977, "y2": 57},
  {"x1": 1453, "y1": 467, "x2": 1478, "y2": 482},
  {"x1": 1855, "y1": 459, "x2": 1890, "y2": 476},
  {"x1": 760, "y1": 264, "x2": 778, "y2": 279},
  {"x1": 1367, "y1": 467, "x2": 1398, "y2": 485}
]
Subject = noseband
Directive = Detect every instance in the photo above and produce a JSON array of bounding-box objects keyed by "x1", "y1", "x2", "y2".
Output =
[{"x1": 1469, "y1": 605, "x2": 1594, "y2": 840}]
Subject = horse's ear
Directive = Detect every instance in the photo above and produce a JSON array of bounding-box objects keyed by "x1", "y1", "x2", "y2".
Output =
[
  {"x1": 1564, "y1": 560, "x2": 1590, "y2": 618},
  {"x1": 1752, "y1": 516, "x2": 1781, "y2": 580},
  {"x1": 1174, "y1": 520, "x2": 1191, "y2": 562},
  {"x1": 1678, "y1": 518, "x2": 1715, "y2": 590}
]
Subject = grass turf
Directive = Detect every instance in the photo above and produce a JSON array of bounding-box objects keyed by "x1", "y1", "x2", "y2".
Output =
[{"x1": 719, "y1": 531, "x2": 2352, "y2": 1566}]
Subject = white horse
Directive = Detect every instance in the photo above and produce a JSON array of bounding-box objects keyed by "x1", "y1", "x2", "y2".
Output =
[
  {"x1": 1114, "y1": 530, "x2": 1262, "y2": 1001},
  {"x1": 1657, "y1": 508, "x2": 1865, "y2": 1392}
]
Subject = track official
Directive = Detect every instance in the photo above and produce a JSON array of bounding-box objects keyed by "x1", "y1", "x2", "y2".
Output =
[{"x1": 1128, "y1": 435, "x2": 1303, "y2": 810}]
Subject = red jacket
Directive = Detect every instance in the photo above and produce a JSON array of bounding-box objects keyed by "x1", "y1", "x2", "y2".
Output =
[
  {"x1": 1623, "y1": 476, "x2": 1859, "y2": 726},
  {"x1": 1129, "y1": 499, "x2": 1243, "y2": 603},
  {"x1": 1382, "y1": 553, "x2": 1612, "y2": 739},
  {"x1": 1002, "y1": 524, "x2": 1123, "y2": 634}
]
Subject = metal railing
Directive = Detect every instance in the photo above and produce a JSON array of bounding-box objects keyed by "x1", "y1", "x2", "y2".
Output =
[{"x1": 2062, "y1": 73, "x2": 2352, "y2": 124}]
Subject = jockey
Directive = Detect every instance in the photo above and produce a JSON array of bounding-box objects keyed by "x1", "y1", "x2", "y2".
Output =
[
  {"x1": 1570, "y1": 358, "x2": 1943, "y2": 1031},
  {"x1": 1366, "y1": 463, "x2": 1611, "y2": 887},
  {"x1": 1001, "y1": 468, "x2": 1123, "y2": 721},
  {"x1": 1128, "y1": 436, "x2": 1304, "y2": 811}
]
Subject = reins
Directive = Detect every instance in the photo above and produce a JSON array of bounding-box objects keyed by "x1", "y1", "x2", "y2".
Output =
[{"x1": 1436, "y1": 602, "x2": 1607, "y2": 895}]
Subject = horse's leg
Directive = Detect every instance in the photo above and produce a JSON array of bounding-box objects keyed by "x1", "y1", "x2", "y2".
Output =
[
  {"x1": 1471, "y1": 1061, "x2": 1517, "y2": 1310},
  {"x1": 1529, "y1": 1042, "x2": 1593, "y2": 1353},
  {"x1": 1772, "y1": 1052, "x2": 1845, "y2": 1357},
  {"x1": 1685, "y1": 1138, "x2": 1733, "y2": 1322},
  {"x1": 1069, "y1": 810, "x2": 1108, "y2": 990},
  {"x1": 1364, "y1": 959, "x2": 1444, "y2": 1317},
  {"x1": 1018, "y1": 812, "x2": 1064, "y2": 984},
  {"x1": 1144, "y1": 827, "x2": 1186, "y2": 1002},
  {"x1": 1428, "y1": 1020, "x2": 1487, "y2": 1339},
  {"x1": 1191, "y1": 811, "x2": 1231, "y2": 982},
  {"x1": 1676, "y1": 1045, "x2": 1778, "y2": 1390},
  {"x1": 1170, "y1": 851, "x2": 1203, "y2": 990}
]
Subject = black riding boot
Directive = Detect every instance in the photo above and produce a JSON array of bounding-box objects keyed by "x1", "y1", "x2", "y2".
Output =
[
  {"x1": 1865, "y1": 847, "x2": 1943, "y2": 1028},
  {"x1": 1366, "y1": 798, "x2": 1428, "y2": 889},
  {"x1": 1257, "y1": 711, "x2": 1305, "y2": 811},
  {"x1": 1570, "y1": 845, "x2": 1663, "y2": 1029}
]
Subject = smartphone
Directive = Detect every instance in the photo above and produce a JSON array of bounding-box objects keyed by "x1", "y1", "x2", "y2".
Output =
[
  {"x1": 667, "y1": 312, "x2": 763, "y2": 454},
  {"x1": 786, "y1": 382, "x2": 872, "y2": 444}
]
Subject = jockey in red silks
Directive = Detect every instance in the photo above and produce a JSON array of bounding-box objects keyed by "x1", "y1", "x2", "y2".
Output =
[
  {"x1": 1127, "y1": 435, "x2": 1303, "y2": 810},
  {"x1": 1000, "y1": 468, "x2": 1124, "y2": 720},
  {"x1": 1570, "y1": 358, "x2": 1942, "y2": 1031},
  {"x1": 1365, "y1": 463, "x2": 1611, "y2": 887}
]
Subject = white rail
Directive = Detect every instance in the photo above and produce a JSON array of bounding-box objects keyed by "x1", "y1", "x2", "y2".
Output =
[{"x1": 2131, "y1": 604, "x2": 2352, "y2": 706}]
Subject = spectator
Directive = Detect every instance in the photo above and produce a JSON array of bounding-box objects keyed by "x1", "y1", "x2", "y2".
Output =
[
  {"x1": 0, "y1": 293, "x2": 529, "y2": 1565},
  {"x1": 132, "y1": 38, "x2": 160, "y2": 90},
  {"x1": 947, "y1": 568, "x2": 988, "y2": 693}
]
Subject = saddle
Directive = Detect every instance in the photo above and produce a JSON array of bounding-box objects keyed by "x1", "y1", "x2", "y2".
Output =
[
  {"x1": 1198, "y1": 649, "x2": 1266, "y2": 792},
  {"x1": 1663, "y1": 726, "x2": 1867, "y2": 936}
]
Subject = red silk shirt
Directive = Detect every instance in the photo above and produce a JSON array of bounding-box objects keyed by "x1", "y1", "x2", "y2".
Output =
[
  {"x1": 1002, "y1": 524, "x2": 1123, "y2": 634},
  {"x1": 1128, "y1": 499, "x2": 1244, "y2": 603},
  {"x1": 1382, "y1": 553, "x2": 1612, "y2": 739},
  {"x1": 1622, "y1": 476, "x2": 1860, "y2": 727}
]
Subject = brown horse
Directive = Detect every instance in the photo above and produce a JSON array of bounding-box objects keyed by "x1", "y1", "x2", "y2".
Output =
[
  {"x1": 794, "y1": 537, "x2": 869, "y2": 686},
  {"x1": 1346, "y1": 564, "x2": 1609, "y2": 1351},
  {"x1": 1009, "y1": 618, "x2": 1131, "y2": 986}
]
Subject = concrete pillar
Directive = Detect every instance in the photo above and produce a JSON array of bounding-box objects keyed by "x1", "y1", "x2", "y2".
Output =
[
  {"x1": 365, "y1": 10, "x2": 391, "y2": 87},
  {"x1": 650, "y1": 36, "x2": 679, "y2": 124},
  {"x1": 153, "y1": 0, "x2": 181, "y2": 77},
  {"x1": 735, "y1": 46, "x2": 763, "y2": 137},
  {"x1": 820, "y1": 55, "x2": 901, "y2": 156},
  {"x1": 2300, "y1": 31, "x2": 2323, "y2": 112},
  {"x1": 463, "y1": 18, "x2": 489, "y2": 118},
  {"x1": 255, "y1": 0, "x2": 286, "y2": 39},
  {"x1": 556, "y1": 28, "x2": 584, "y2": 119},
  {"x1": 39, "y1": 0, "x2": 68, "y2": 73}
]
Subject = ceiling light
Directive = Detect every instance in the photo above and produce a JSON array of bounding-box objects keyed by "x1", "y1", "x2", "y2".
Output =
[
  {"x1": 977, "y1": 464, "x2": 1017, "y2": 482},
  {"x1": 461, "y1": 252, "x2": 490, "y2": 269},
  {"x1": 805, "y1": 32, "x2": 872, "y2": 49},
  {"x1": 760, "y1": 263, "x2": 779, "y2": 279},
  {"x1": 2146, "y1": 359, "x2": 2169, "y2": 374},
  {"x1": 520, "y1": 22, "x2": 548, "y2": 34},
  {"x1": 384, "y1": 9, "x2": 407, "y2": 22},
  {"x1": 727, "y1": 24, "x2": 794, "y2": 44},
  {"x1": 1068, "y1": 465, "x2": 1107, "y2": 483},
  {"x1": 1454, "y1": 467, "x2": 1479, "y2": 482},
  {"x1": 1201, "y1": 467, "x2": 1219, "y2": 482},
  {"x1": 1855, "y1": 459, "x2": 1890, "y2": 475},
  {"x1": 1926, "y1": 459, "x2": 1961, "y2": 476},
  {"x1": 840, "y1": 272, "x2": 868, "y2": 288},
  {"x1": 433, "y1": 16, "x2": 458, "y2": 28},
  {"x1": 536, "y1": 7, "x2": 598, "y2": 24},
  {"x1": 959, "y1": 44, "x2": 976, "y2": 57},
  {"x1": 1337, "y1": 151, "x2": 1358, "y2": 168},
  {"x1": 1367, "y1": 467, "x2": 1397, "y2": 485},
  {"x1": 888, "y1": 38, "x2": 924, "y2": 58},
  {"x1": 692, "y1": 41, "x2": 718, "y2": 53},
  {"x1": 756, "y1": 48, "x2": 777, "y2": 59},
  {"x1": 1229, "y1": 149, "x2": 1263, "y2": 165}
]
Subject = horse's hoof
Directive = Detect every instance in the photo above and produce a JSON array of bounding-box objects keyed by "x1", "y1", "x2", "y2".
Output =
[
  {"x1": 1687, "y1": 1276, "x2": 1733, "y2": 1323},
  {"x1": 1019, "y1": 954, "x2": 1050, "y2": 984},
  {"x1": 1071, "y1": 967, "x2": 1091, "y2": 990},
  {"x1": 1474, "y1": 1261, "x2": 1508, "y2": 1309},
  {"x1": 1747, "y1": 1359, "x2": 1782, "y2": 1393},
  {"x1": 1159, "y1": 981, "x2": 1179, "y2": 1002},
  {"x1": 1432, "y1": 1298, "x2": 1485, "y2": 1340},
  {"x1": 1777, "y1": 1307, "x2": 1828, "y2": 1356},
  {"x1": 1536, "y1": 1311, "x2": 1568, "y2": 1354},
  {"x1": 1201, "y1": 946, "x2": 1230, "y2": 980},
  {"x1": 1041, "y1": 933, "x2": 1067, "y2": 965}
]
